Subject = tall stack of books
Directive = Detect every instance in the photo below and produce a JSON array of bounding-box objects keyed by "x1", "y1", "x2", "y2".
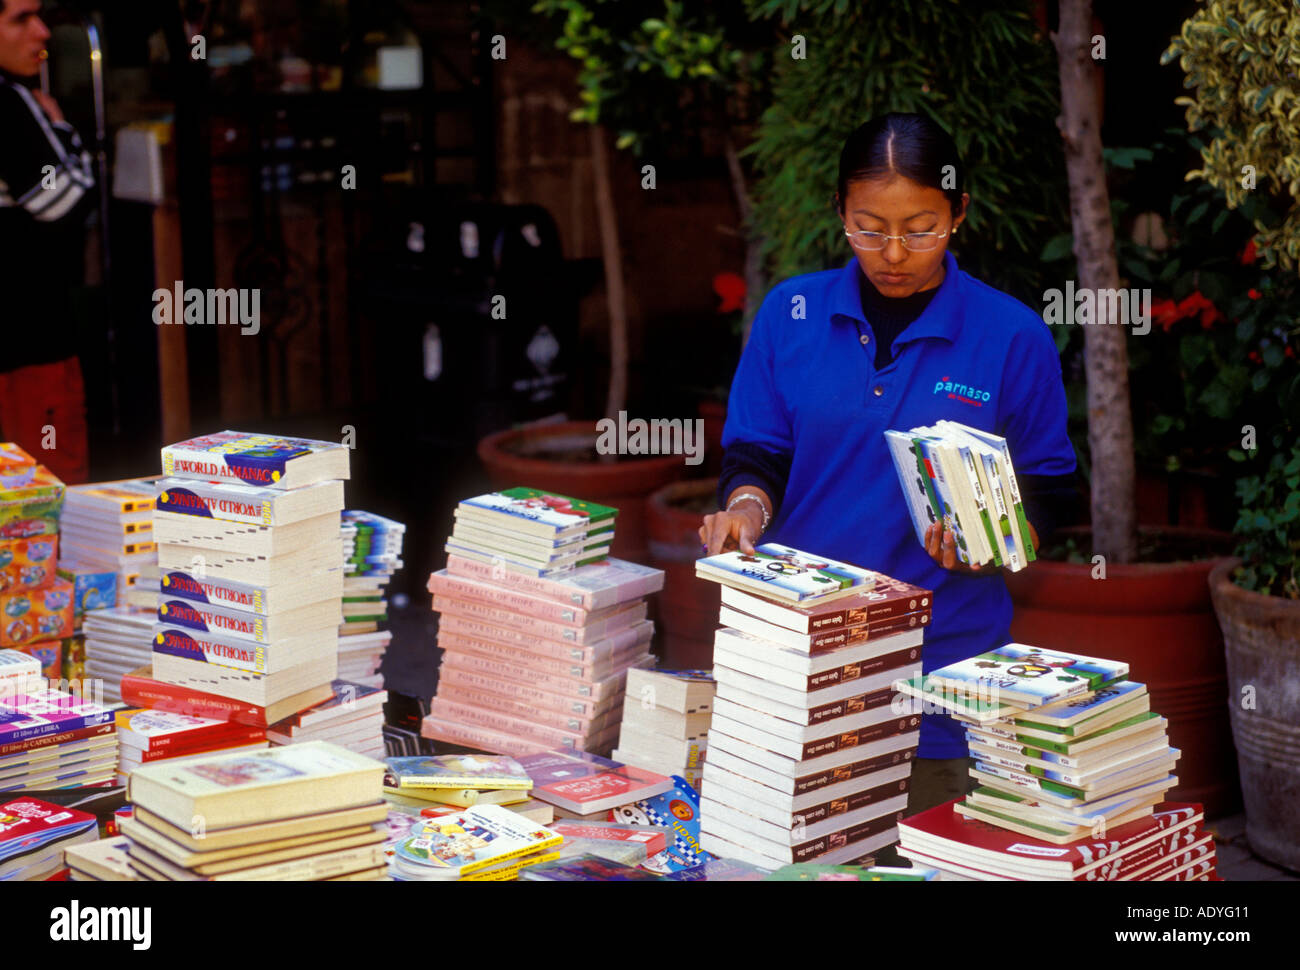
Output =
[
  {"x1": 117, "y1": 740, "x2": 388, "y2": 881},
  {"x1": 886, "y1": 420, "x2": 1035, "y2": 571},
  {"x1": 58, "y1": 477, "x2": 159, "y2": 604},
  {"x1": 337, "y1": 510, "x2": 405, "y2": 688},
  {"x1": 147, "y1": 431, "x2": 348, "y2": 722},
  {"x1": 895, "y1": 644, "x2": 1185, "y2": 857},
  {"x1": 613, "y1": 668, "x2": 715, "y2": 790},
  {"x1": 898, "y1": 799, "x2": 1215, "y2": 881},
  {"x1": 422, "y1": 489, "x2": 663, "y2": 758},
  {"x1": 692, "y1": 543, "x2": 932, "y2": 870},
  {"x1": 0, "y1": 683, "x2": 118, "y2": 791},
  {"x1": 1, "y1": 444, "x2": 73, "y2": 684}
]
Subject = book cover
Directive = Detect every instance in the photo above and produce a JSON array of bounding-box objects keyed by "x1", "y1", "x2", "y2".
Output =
[
  {"x1": 384, "y1": 754, "x2": 532, "y2": 791},
  {"x1": 445, "y1": 553, "x2": 662, "y2": 610},
  {"x1": 517, "y1": 750, "x2": 674, "y2": 814},
  {"x1": 926, "y1": 644, "x2": 1128, "y2": 708},
  {"x1": 609, "y1": 776, "x2": 713, "y2": 873},
  {"x1": 0, "y1": 534, "x2": 59, "y2": 594},
  {"x1": 155, "y1": 477, "x2": 343, "y2": 527},
  {"x1": 939, "y1": 421, "x2": 1036, "y2": 563},
  {"x1": 118, "y1": 665, "x2": 333, "y2": 728},
  {"x1": 114, "y1": 708, "x2": 266, "y2": 754},
  {"x1": 0, "y1": 688, "x2": 115, "y2": 746},
  {"x1": 0, "y1": 797, "x2": 98, "y2": 863},
  {"x1": 392, "y1": 804, "x2": 562, "y2": 877},
  {"x1": 456, "y1": 489, "x2": 612, "y2": 537},
  {"x1": 696, "y1": 543, "x2": 876, "y2": 603},
  {"x1": 160, "y1": 431, "x2": 349, "y2": 490},
  {"x1": 717, "y1": 573, "x2": 931, "y2": 637}
]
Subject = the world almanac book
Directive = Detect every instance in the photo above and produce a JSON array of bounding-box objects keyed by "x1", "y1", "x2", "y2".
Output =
[
  {"x1": 696, "y1": 543, "x2": 876, "y2": 604},
  {"x1": 160, "y1": 431, "x2": 351, "y2": 491}
]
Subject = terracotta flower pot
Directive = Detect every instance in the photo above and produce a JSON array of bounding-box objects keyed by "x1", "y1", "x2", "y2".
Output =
[
  {"x1": 476, "y1": 421, "x2": 687, "y2": 564},
  {"x1": 1004, "y1": 526, "x2": 1240, "y2": 817},
  {"x1": 1209, "y1": 557, "x2": 1300, "y2": 872},
  {"x1": 647, "y1": 479, "x2": 721, "y2": 669}
]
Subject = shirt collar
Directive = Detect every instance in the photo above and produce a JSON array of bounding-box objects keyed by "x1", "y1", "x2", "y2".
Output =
[{"x1": 828, "y1": 249, "x2": 964, "y2": 345}]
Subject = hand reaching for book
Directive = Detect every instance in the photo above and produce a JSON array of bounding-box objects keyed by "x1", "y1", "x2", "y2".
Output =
[
  {"x1": 924, "y1": 520, "x2": 1039, "y2": 573},
  {"x1": 698, "y1": 506, "x2": 763, "y2": 556}
]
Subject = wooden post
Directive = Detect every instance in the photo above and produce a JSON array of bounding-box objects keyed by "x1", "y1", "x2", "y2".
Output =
[{"x1": 589, "y1": 124, "x2": 628, "y2": 422}]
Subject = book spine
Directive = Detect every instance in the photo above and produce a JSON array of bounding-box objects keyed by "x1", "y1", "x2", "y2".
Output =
[
  {"x1": 436, "y1": 631, "x2": 645, "y2": 682},
  {"x1": 436, "y1": 684, "x2": 617, "y2": 735},
  {"x1": 994, "y1": 438, "x2": 1036, "y2": 562},
  {"x1": 131, "y1": 730, "x2": 266, "y2": 761},
  {"x1": 792, "y1": 747, "x2": 916, "y2": 796},
  {"x1": 0, "y1": 710, "x2": 115, "y2": 746},
  {"x1": 799, "y1": 685, "x2": 897, "y2": 728},
  {"x1": 435, "y1": 667, "x2": 612, "y2": 720},
  {"x1": 428, "y1": 571, "x2": 594, "y2": 624},
  {"x1": 459, "y1": 835, "x2": 563, "y2": 878},
  {"x1": 797, "y1": 713, "x2": 922, "y2": 761},
  {"x1": 421, "y1": 713, "x2": 553, "y2": 759},
  {"x1": 158, "y1": 599, "x2": 270, "y2": 644},
  {"x1": 430, "y1": 697, "x2": 597, "y2": 751},
  {"x1": 153, "y1": 626, "x2": 268, "y2": 674},
  {"x1": 806, "y1": 610, "x2": 931, "y2": 653},
  {"x1": 1070, "y1": 809, "x2": 1200, "y2": 866},
  {"x1": 438, "y1": 614, "x2": 649, "y2": 660},
  {"x1": 438, "y1": 649, "x2": 646, "y2": 702},
  {"x1": 132, "y1": 722, "x2": 266, "y2": 753},
  {"x1": 433, "y1": 594, "x2": 644, "y2": 644},
  {"x1": 789, "y1": 776, "x2": 910, "y2": 828},
  {"x1": 156, "y1": 482, "x2": 278, "y2": 526},
  {"x1": 0, "y1": 721, "x2": 114, "y2": 757},
  {"x1": 118, "y1": 674, "x2": 266, "y2": 727},
  {"x1": 1079, "y1": 829, "x2": 1199, "y2": 881},
  {"x1": 803, "y1": 645, "x2": 922, "y2": 693},
  {"x1": 957, "y1": 444, "x2": 1002, "y2": 566},
  {"x1": 981, "y1": 452, "x2": 1022, "y2": 571},
  {"x1": 789, "y1": 809, "x2": 902, "y2": 863},
  {"x1": 445, "y1": 554, "x2": 595, "y2": 609},
  {"x1": 157, "y1": 570, "x2": 270, "y2": 614},
  {"x1": 917, "y1": 437, "x2": 974, "y2": 565}
]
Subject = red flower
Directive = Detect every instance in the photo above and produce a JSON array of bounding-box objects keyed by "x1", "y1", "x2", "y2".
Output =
[
  {"x1": 1248, "y1": 351, "x2": 1262, "y2": 364},
  {"x1": 1287, "y1": 346, "x2": 1296, "y2": 359},
  {"x1": 1176, "y1": 290, "x2": 1224, "y2": 329},
  {"x1": 1240, "y1": 238, "x2": 1257, "y2": 265},
  {"x1": 1248, "y1": 288, "x2": 1261, "y2": 300},
  {"x1": 1151, "y1": 298, "x2": 1182, "y2": 332},
  {"x1": 712, "y1": 272, "x2": 746, "y2": 314}
]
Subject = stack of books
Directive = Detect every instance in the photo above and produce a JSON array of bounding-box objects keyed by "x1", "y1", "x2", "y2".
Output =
[
  {"x1": 549, "y1": 819, "x2": 668, "y2": 865},
  {"x1": 387, "y1": 803, "x2": 564, "y2": 881},
  {"x1": 83, "y1": 608, "x2": 155, "y2": 704},
  {"x1": 1, "y1": 796, "x2": 99, "y2": 880},
  {"x1": 113, "y1": 707, "x2": 269, "y2": 784},
  {"x1": 58, "y1": 477, "x2": 159, "y2": 604},
  {"x1": 692, "y1": 544, "x2": 932, "y2": 870},
  {"x1": 422, "y1": 490, "x2": 663, "y2": 758},
  {"x1": 0, "y1": 685, "x2": 117, "y2": 791},
  {"x1": 445, "y1": 487, "x2": 616, "y2": 574},
  {"x1": 0, "y1": 444, "x2": 73, "y2": 682},
  {"x1": 65, "y1": 836, "x2": 138, "y2": 881},
  {"x1": 885, "y1": 420, "x2": 1035, "y2": 571},
  {"x1": 898, "y1": 800, "x2": 1215, "y2": 881},
  {"x1": 118, "y1": 740, "x2": 389, "y2": 880},
  {"x1": 266, "y1": 681, "x2": 388, "y2": 759},
  {"x1": 0, "y1": 648, "x2": 41, "y2": 696},
  {"x1": 895, "y1": 644, "x2": 1180, "y2": 845},
  {"x1": 119, "y1": 663, "x2": 334, "y2": 731},
  {"x1": 337, "y1": 510, "x2": 406, "y2": 688},
  {"x1": 148, "y1": 432, "x2": 348, "y2": 715},
  {"x1": 764, "y1": 862, "x2": 938, "y2": 880},
  {"x1": 613, "y1": 668, "x2": 715, "y2": 790}
]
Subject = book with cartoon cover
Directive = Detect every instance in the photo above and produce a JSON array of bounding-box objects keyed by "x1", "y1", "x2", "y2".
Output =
[
  {"x1": 924, "y1": 644, "x2": 1128, "y2": 709},
  {"x1": 392, "y1": 803, "x2": 561, "y2": 877},
  {"x1": 456, "y1": 489, "x2": 615, "y2": 539},
  {"x1": 160, "y1": 431, "x2": 350, "y2": 490},
  {"x1": 696, "y1": 543, "x2": 876, "y2": 604},
  {"x1": 383, "y1": 754, "x2": 533, "y2": 791}
]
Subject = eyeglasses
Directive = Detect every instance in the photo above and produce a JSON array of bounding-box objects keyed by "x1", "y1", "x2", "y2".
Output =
[{"x1": 844, "y1": 228, "x2": 951, "y2": 252}]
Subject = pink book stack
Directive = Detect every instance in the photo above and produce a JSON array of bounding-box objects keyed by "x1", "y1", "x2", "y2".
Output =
[{"x1": 421, "y1": 490, "x2": 666, "y2": 758}]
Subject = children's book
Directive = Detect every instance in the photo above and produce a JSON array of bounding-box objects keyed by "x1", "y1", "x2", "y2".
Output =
[
  {"x1": 924, "y1": 644, "x2": 1128, "y2": 709},
  {"x1": 696, "y1": 543, "x2": 876, "y2": 604},
  {"x1": 392, "y1": 804, "x2": 562, "y2": 877},
  {"x1": 383, "y1": 754, "x2": 532, "y2": 791}
]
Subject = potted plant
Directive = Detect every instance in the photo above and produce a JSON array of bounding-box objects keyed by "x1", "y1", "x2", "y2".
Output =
[{"x1": 1161, "y1": 0, "x2": 1300, "y2": 867}]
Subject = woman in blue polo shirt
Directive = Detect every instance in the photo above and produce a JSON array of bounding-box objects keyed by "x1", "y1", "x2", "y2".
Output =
[{"x1": 700, "y1": 113, "x2": 1079, "y2": 821}]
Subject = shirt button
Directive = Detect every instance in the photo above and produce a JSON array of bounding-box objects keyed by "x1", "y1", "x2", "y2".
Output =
[
  {"x1": 873, "y1": 385, "x2": 884, "y2": 397},
  {"x1": 859, "y1": 334, "x2": 870, "y2": 344}
]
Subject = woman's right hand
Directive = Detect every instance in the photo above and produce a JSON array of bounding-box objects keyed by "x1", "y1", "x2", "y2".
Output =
[{"x1": 698, "y1": 504, "x2": 764, "y2": 556}]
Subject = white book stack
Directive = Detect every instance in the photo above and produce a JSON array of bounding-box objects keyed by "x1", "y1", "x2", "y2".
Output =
[
  {"x1": 83, "y1": 607, "x2": 156, "y2": 704},
  {"x1": 148, "y1": 433, "x2": 349, "y2": 710},
  {"x1": 60, "y1": 478, "x2": 160, "y2": 603},
  {"x1": 266, "y1": 680, "x2": 388, "y2": 760},
  {"x1": 612, "y1": 668, "x2": 715, "y2": 791},
  {"x1": 692, "y1": 548, "x2": 931, "y2": 871}
]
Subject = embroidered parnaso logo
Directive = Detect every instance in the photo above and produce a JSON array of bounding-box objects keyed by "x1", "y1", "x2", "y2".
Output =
[{"x1": 933, "y1": 376, "x2": 992, "y2": 407}]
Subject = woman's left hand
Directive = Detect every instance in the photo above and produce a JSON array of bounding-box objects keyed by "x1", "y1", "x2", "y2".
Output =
[{"x1": 924, "y1": 520, "x2": 1039, "y2": 573}]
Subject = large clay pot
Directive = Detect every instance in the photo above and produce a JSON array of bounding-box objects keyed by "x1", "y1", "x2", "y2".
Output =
[
  {"x1": 647, "y1": 479, "x2": 721, "y2": 669},
  {"x1": 477, "y1": 421, "x2": 687, "y2": 565},
  {"x1": 1004, "y1": 527, "x2": 1240, "y2": 817},
  {"x1": 1209, "y1": 558, "x2": 1300, "y2": 872}
]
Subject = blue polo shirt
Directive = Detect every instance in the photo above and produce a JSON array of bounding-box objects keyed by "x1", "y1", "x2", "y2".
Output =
[{"x1": 722, "y1": 250, "x2": 1076, "y2": 759}]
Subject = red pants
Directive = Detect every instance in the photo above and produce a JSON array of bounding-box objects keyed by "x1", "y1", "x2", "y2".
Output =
[{"x1": 0, "y1": 357, "x2": 89, "y2": 485}]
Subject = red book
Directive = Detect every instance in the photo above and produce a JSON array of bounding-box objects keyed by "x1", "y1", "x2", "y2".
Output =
[
  {"x1": 550, "y1": 820, "x2": 668, "y2": 857},
  {"x1": 127, "y1": 733, "x2": 268, "y2": 763},
  {"x1": 115, "y1": 708, "x2": 266, "y2": 755},
  {"x1": 118, "y1": 664, "x2": 333, "y2": 728},
  {"x1": 0, "y1": 721, "x2": 115, "y2": 759},
  {"x1": 898, "y1": 799, "x2": 1204, "y2": 879},
  {"x1": 516, "y1": 750, "x2": 674, "y2": 816}
]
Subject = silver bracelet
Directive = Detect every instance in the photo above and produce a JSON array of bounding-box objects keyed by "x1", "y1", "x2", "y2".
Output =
[{"x1": 726, "y1": 492, "x2": 771, "y2": 533}]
